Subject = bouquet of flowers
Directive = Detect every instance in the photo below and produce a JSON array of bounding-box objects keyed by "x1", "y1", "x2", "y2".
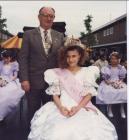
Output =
[
  {"x1": 111, "y1": 80, "x2": 123, "y2": 89},
  {"x1": 0, "y1": 76, "x2": 8, "y2": 87}
]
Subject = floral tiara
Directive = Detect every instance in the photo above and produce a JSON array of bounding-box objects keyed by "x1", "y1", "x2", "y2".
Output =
[{"x1": 64, "y1": 36, "x2": 85, "y2": 49}]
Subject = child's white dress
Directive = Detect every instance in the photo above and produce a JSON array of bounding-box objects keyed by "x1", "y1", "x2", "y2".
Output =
[
  {"x1": 28, "y1": 66, "x2": 118, "y2": 140},
  {"x1": 0, "y1": 61, "x2": 25, "y2": 121}
]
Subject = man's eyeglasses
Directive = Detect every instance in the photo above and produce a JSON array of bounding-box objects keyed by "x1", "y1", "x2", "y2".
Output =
[{"x1": 40, "y1": 13, "x2": 55, "y2": 19}]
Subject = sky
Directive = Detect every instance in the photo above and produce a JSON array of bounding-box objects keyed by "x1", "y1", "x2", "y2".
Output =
[{"x1": 0, "y1": 1, "x2": 127, "y2": 37}]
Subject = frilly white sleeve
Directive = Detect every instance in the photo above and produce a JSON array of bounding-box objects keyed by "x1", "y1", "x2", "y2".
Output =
[
  {"x1": 82, "y1": 81, "x2": 98, "y2": 97},
  {"x1": 0, "y1": 61, "x2": 3, "y2": 73},
  {"x1": 44, "y1": 69, "x2": 61, "y2": 95},
  {"x1": 81, "y1": 66, "x2": 100, "y2": 97},
  {"x1": 12, "y1": 61, "x2": 19, "y2": 78},
  {"x1": 91, "y1": 66, "x2": 100, "y2": 80},
  {"x1": 101, "y1": 66, "x2": 111, "y2": 80},
  {"x1": 119, "y1": 65, "x2": 127, "y2": 79}
]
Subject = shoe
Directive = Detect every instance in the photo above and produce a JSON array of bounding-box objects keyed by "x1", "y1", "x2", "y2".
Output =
[
  {"x1": 108, "y1": 111, "x2": 114, "y2": 118},
  {"x1": 107, "y1": 105, "x2": 114, "y2": 118},
  {"x1": 120, "y1": 104, "x2": 126, "y2": 119},
  {"x1": 121, "y1": 111, "x2": 126, "y2": 119},
  {"x1": 121, "y1": 113, "x2": 126, "y2": 119}
]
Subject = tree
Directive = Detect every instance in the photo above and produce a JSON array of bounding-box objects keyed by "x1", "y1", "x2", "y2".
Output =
[
  {"x1": 0, "y1": 5, "x2": 7, "y2": 31},
  {"x1": 0, "y1": 5, "x2": 10, "y2": 43},
  {"x1": 80, "y1": 15, "x2": 96, "y2": 48}
]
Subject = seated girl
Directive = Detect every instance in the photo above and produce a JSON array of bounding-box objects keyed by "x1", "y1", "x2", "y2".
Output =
[
  {"x1": 28, "y1": 38, "x2": 118, "y2": 140},
  {"x1": 0, "y1": 50, "x2": 25, "y2": 121},
  {"x1": 96, "y1": 52, "x2": 127, "y2": 118}
]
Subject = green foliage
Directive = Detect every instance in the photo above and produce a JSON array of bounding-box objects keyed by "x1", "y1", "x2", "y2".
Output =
[
  {"x1": 84, "y1": 15, "x2": 93, "y2": 34},
  {"x1": 80, "y1": 15, "x2": 96, "y2": 47},
  {"x1": 80, "y1": 32, "x2": 86, "y2": 38},
  {"x1": 0, "y1": 5, "x2": 7, "y2": 31}
]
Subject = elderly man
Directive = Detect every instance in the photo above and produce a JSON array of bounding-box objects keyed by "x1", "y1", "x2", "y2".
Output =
[{"x1": 18, "y1": 7, "x2": 64, "y2": 122}]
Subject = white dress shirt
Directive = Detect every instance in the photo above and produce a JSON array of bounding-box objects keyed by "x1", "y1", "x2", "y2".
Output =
[{"x1": 39, "y1": 26, "x2": 52, "y2": 54}]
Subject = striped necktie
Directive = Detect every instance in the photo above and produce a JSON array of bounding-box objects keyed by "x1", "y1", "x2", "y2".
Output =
[
  {"x1": 44, "y1": 30, "x2": 48, "y2": 42},
  {"x1": 43, "y1": 30, "x2": 51, "y2": 54}
]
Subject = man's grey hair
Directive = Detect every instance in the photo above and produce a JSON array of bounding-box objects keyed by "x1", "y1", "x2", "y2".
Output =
[{"x1": 39, "y1": 7, "x2": 55, "y2": 15}]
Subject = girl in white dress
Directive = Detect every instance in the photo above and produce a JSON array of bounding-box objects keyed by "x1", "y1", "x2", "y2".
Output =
[
  {"x1": 0, "y1": 50, "x2": 25, "y2": 121},
  {"x1": 28, "y1": 38, "x2": 118, "y2": 140},
  {"x1": 96, "y1": 52, "x2": 127, "y2": 118}
]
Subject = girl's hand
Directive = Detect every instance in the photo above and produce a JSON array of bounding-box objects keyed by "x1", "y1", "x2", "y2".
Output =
[
  {"x1": 105, "y1": 80, "x2": 111, "y2": 85},
  {"x1": 69, "y1": 106, "x2": 81, "y2": 117},
  {"x1": 59, "y1": 106, "x2": 70, "y2": 117}
]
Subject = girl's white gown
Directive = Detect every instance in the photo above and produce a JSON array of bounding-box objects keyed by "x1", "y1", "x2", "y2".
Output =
[
  {"x1": 28, "y1": 66, "x2": 118, "y2": 140},
  {"x1": 0, "y1": 61, "x2": 25, "y2": 120}
]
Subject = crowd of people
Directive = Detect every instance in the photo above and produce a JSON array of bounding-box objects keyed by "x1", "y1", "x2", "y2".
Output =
[{"x1": 0, "y1": 6, "x2": 127, "y2": 140}]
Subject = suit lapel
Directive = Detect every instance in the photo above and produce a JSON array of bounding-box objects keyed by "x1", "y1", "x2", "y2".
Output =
[
  {"x1": 34, "y1": 28, "x2": 59, "y2": 58},
  {"x1": 49, "y1": 29, "x2": 59, "y2": 54},
  {"x1": 34, "y1": 28, "x2": 48, "y2": 58}
]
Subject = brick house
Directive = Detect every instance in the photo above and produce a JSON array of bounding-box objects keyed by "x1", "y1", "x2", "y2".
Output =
[{"x1": 81, "y1": 14, "x2": 127, "y2": 60}]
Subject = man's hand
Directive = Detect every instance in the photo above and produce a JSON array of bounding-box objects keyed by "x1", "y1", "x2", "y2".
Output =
[{"x1": 21, "y1": 80, "x2": 30, "y2": 92}]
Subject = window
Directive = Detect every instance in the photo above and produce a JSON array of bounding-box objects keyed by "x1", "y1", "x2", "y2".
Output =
[
  {"x1": 103, "y1": 30, "x2": 106, "y2": 36},
  {"x1": 107, "y1": 28, "x2": 110, "y2": 36},
  {"x1": 110, "y1": 27, "x2": 114, "y2": 35},
  {"x1": 103, "y1": 27, "x2": 114, "y2": 37},
  {"x1": 94, "y1": 34, "x2": 99, "y2": 44}
]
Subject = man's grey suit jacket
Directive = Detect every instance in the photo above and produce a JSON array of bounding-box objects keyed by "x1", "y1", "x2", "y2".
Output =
[{"x1": 18, "y1": 27, "x2": 64, "y2": 89}]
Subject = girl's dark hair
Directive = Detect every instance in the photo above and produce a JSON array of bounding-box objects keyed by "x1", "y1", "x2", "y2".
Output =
[
  {"x1": 58, "y1": 45, "x2": 85, "y2": 68},
  {"x1": 1, "y1": 50, "x2": 12, "y2": 58}
]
